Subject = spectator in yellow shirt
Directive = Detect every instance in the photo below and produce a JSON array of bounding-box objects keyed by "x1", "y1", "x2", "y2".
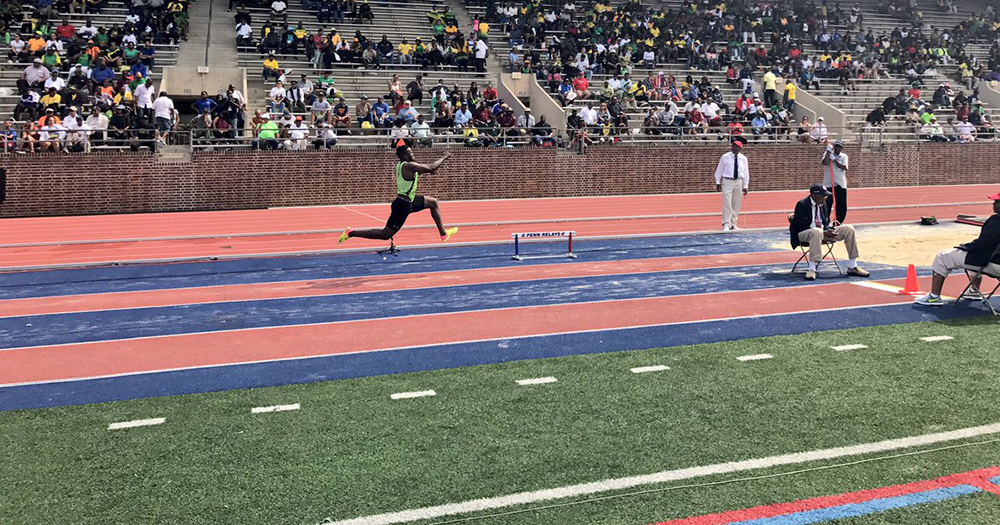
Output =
[
  {"x1": 40, "y1": 87, "x2": 62, "y2": 112},
  {"x1": 398, "y1": 39, "x2": 413, "y2": 65},
  {"x1": 262, "y1": 52, "x2": 280, "y2": 81},
  {"x1": 783, "y1": 78, "x2": 797, "y2": 112}
]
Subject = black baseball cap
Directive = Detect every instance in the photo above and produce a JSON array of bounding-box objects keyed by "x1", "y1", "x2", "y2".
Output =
[{"x1": 810, "y1": 185, "x2": 832, "y2": 197}]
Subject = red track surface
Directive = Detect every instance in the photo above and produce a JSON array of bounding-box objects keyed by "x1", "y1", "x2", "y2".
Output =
[
  {"x1": 0, "y1": 184, "x2": 995, "y2": 270},
  {"x1": 0, "y1": 251, "x2": 798, "y2": 317},
  {"x1": 1, "y1": 278, "x2": 943, "y2": 387}
]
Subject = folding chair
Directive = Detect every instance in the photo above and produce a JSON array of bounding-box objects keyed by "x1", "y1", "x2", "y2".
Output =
[
  {"x1": 953, "y1": 244, "x2": 1000, "y2": 316},
  {"x1": 791, "y1": 240, "x2": 844, "y2": 274},
  {"x1": 788, "y1": 214, "x2": 844, "y2": 275}
]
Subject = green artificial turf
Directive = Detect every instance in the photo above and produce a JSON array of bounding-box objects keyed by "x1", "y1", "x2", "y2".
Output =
[{"x1": 2, "y1": 316, "x2": 1000, "y2": 525}]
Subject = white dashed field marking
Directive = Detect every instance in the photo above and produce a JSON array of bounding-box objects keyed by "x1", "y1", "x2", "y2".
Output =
[
  {"x1": 326, "y1": 422, "x2": 1000, "y2": 525},
  {"x1": 251, "y1": 403, "x2": 300, "y2": 414},
  {"x1": 921, "y1": 336, "x2": 954, "y2": 342},
  {"x1": 832, "y1": 344, "x2": 869, "y2": 352},
  {"x1": 516, "y1": 377, "x2": 558, "y2": 386},
  {"x1": 630, "y1": 365, "x2": 671, "y2": 374},
  {"x1": 736, "y1": 354, "x2": 773, "y2": 362},
  {"x1": 107, "y1": 417, "x2": 165, "y2": 431},
  {"x1": 390, "y1": 390, "x2": 436, "y2": 400}
]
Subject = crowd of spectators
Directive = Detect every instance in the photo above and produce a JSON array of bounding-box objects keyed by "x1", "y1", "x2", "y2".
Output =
[
  {"x1": 238, "y1": 1, "x2": 491, "y2": 73},
  {"x1": 2, "y1": 0, "x2": 190, "y2": 152},
  {"x1": 253, "y1": 71, "x2": 563, "y2": 148}
]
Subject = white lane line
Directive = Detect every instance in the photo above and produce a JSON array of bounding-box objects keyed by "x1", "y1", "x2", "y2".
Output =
[
  {"x1": 251, "y1": 403, "x2": 301, "y2": 414},
  {"x1": 851, "y1": 281, "x2": 955, "y2": 300},
  {"x1": 107, "y1": 417, "x2": 165, "y2": 430},
  {"x1": 736, "y1": 354, "x2": 773, "y2": 362},
  {"x1": 921, "y1": 336, "x2": 954, "y2": 342},
  {"x1": 832, "y1": 344, "x2": 869, "y2": 352},
  {"x1": 390, "y1": 390, "x2": 436, "y2": 400},
  {"x1": 851, "y1": 281, "x2": 905, "y2": 294},
  {"x1": 516, "y1": 377, "x2": 558, "y2": 386},
  {"x1": 630, "y1": 365, "x2": 671, "y2": 374},
  {"x1": 325, "y1": 421, "x2": 1000, "y2": 525}
]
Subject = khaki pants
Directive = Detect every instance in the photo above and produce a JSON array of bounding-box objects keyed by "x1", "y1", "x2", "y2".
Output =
[
  {"x1": 798, "y1": 224, "x2": 859, "y2": 263},
  {"x1": 721, "y1": 177, "x2": 744, "y2": 229},
  {"x1": 931, "y1": 248, "x2": 1000, "y2": 277}
]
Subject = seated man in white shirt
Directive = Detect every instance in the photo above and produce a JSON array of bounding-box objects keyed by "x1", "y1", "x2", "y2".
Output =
[
  {"x1": 409, "y1": 114, "x2": 433, "y2": 147},
  {"x1": 271, "y1": 0, "x2": 287, "y2": 19},
  {"x1": 284, "y1": 115, "x2": 309, "y2": 150},
  {"x1": 955, "y1": 117, "x2": 977, "y2": 143},
  {"x1": 789, "y1": 185, "x2": 870, "y2": 281}
]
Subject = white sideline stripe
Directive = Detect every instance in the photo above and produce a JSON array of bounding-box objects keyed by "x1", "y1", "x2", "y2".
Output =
[
  {"x1": 390, "y1": 390, "x2": 436, "y2": 400},
  {"x1": 736, "y1": 354, "x2": 773, "y2": 362},
  {"x1": 251, "y1": 403, "x2": 300, "y2": 414},
  {"x1": 832, "y1": 344, "x2": 869, "y2": 352},
  {"x1": 327, "y1": 421, "x2": 1000, "y2": 525},
  {"x1": 921, "y1": 336, "x2": 954, "y2": 342},
  {"x1": 107, "y1": 417, "x2": 165, "y2": 430},
  {"x1": 630, "y1": 365, "x2": 670, "y2": 374},
  {"x1": 851, "y1": 281, "x2": 905, "y2": 294},
  {"x1": 516, "y1": 377, "x2": 558, "y2": 386}
]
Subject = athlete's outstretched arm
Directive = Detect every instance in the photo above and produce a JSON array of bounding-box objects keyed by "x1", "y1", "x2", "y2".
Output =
[{"x1": 408, "y1": 151, "x2": 453, "y2": 175}]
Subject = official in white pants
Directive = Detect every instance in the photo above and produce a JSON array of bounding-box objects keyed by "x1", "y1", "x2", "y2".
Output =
[{"x1": 714, "y1": 137, "x2": 750, "y2": 230}]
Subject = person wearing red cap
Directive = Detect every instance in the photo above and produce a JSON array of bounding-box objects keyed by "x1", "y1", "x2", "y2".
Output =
[
  {"x1": 916, "y1": 191, "x2": 1000, "y2": 306},
  {"x1": 714, "y1": 137, "x2": 749, "y2": 230}
]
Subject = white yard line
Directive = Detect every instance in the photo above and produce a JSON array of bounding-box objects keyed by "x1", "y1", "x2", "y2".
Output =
[
  {"x1": 251, "y1": 403, "x2": 300, "y2": 414},
  {"x1": 516, "y1": 377, "x2": 558, "y2": 386},
  {"x1": 920, "y1": 336, "x2": 954, "y2": 342},
  {"x1": 832, "y1": 344, "x2": 869, "y2": 352},
  {"x1": 325, "y1": 421, "x2": 1000, "y2": 525},
  {"x1": 107, "y1": 417, "x2": 165, "y2": 430},
  {"x1": 390, "y1": 390, "x2": 436, "y2": 400},
  {"x1": 630, "y1": 365, "x2": 671, "y2": 374},
  {"x1": 736, "y1": 354, "x2": 773, "y2": 362}
]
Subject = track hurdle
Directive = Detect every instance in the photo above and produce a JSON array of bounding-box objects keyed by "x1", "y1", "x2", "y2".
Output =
[{"x1": 511, "y1": 231, "x2": 577, "y2": 261}]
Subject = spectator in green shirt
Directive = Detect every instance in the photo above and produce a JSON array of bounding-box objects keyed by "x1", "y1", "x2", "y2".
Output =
[{"x1": 255, "y1": 114, "x2": 279, "y2": 149}]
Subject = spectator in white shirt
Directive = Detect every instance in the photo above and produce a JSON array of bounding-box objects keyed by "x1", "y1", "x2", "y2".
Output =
[
  {"x1": 77, "y1": 22, "x2": 98, "y2": 40},
  {"x1": 134, "y1": 79, "x2": 154, "y2": 119},
  {"x1": 516, "y1": 108, "x2": 535, "y2": 131},
  {"x1": 85, "y1": 107, "x2": 109, "y2": 145},
  {"x1": 271, "y1": 0, "x2": 287, "y2": 17},
  {"x1": 236, "y1": 22, "x2": 253, "y2": 46},
  {"x1": 410, "y1": 114, "x2": 433, "y2": 147},
  {"x1": 44, "y1": 76, "x2": 66, "y2": 93},
  {"x1": 285, "y1": 116, "x2": 309, "y2": 150},
  {"x1": 269, "y1": 80, "x2": 285, "y2": 101},
  {"x1": 473, "y1": 38, "x2": 488, "y2": 72},
  {"x1": 955, "y1": 117, "x2": 977, "y2": 143},
  {"x1": 151, "y1": 90, "x2": 176, "y2": 137},
  {"x1": 313, "y1": 121, "x2": 337, "y2": 149},
  {"x1": 580, "y1": 102, "x2": 598, "y2": 126},
  {"x1": 810, "y1": 116, "x2": 829, "y2": 143}
]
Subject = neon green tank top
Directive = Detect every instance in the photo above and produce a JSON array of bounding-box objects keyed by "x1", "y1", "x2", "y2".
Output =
[{"x1": 396, "y1": 162, "x2": 417, "y2": 201}]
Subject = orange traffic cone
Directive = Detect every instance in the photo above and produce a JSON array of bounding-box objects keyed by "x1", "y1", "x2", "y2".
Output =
[{"x1": 898, "y1": 264, "x2": 923, "y2": 296}]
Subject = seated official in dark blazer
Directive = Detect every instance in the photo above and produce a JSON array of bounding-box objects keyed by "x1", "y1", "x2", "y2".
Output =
[
  {"x1": 915, "y1": 190, "x2": 1000, "y2": 306},
  {"x1": 790, "y1": 185, "x2": 871, "y2": 281}
]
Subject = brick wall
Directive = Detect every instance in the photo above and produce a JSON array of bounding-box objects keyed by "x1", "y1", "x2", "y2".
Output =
[{"x1": 1, "y1": 143, "x2": 999, "y2": 217}]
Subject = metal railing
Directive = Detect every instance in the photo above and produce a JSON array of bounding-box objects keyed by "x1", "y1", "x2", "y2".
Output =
[{"x1": 1, "y1": 123, "x2": 995, "y2": 154}]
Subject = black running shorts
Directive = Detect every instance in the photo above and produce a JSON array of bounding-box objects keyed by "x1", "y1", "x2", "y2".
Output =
[{"x1": 386, "y1": 195, "x2": 426, "y2": 231}]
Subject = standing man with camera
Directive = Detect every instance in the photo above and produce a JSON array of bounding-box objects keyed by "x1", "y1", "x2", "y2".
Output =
[{"x1": 822, "y1": 139, "x2": 849, "y2": 225}]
